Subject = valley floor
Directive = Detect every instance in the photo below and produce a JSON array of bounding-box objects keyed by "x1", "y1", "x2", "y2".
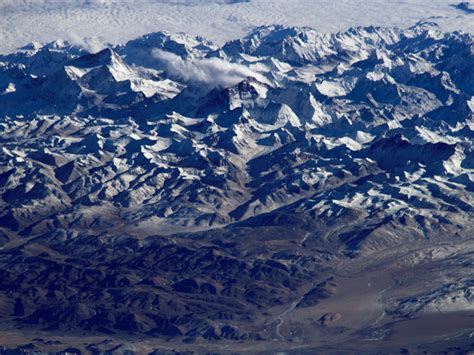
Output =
[{"x1": 0, "y1": 230, "x2": 473, "y2": 353}]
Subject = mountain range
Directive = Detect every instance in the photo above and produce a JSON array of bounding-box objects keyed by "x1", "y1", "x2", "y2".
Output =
[{"x1": 0, "y1": 23, "x2": 473, "y2": 353}]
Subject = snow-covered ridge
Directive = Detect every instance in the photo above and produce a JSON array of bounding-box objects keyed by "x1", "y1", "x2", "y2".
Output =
[{"x1": 0, "y1": 24, "x2": 472, "y2": 252}]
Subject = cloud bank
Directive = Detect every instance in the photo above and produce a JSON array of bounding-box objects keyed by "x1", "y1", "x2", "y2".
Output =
[{"x1": 152, "y1": 49, "x2": 265, "y2": 88}]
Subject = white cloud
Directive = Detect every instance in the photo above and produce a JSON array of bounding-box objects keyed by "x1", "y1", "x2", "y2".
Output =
[
  {"x1": 152, "y1": 49, "x2": 266, "y2": 88},
  {"x1": 68, "y1": 33, "x2": 106, "y2": 53}
]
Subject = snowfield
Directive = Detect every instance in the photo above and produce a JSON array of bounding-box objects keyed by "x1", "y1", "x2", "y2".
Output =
[{"x1": 0, "y1": 0, "x2": 474, "y2": 53}]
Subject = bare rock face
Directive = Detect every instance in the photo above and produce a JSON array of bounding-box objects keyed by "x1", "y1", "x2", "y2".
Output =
[
  {"x1": 297, "y1": 279, "x2": 338, "y2": 308},
  {"x1": 0, "y1": 24, "x2": 473, "y2": 353},
  {"x1": 319, "y1": 312, "x2": 342, "y2": 326}
]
